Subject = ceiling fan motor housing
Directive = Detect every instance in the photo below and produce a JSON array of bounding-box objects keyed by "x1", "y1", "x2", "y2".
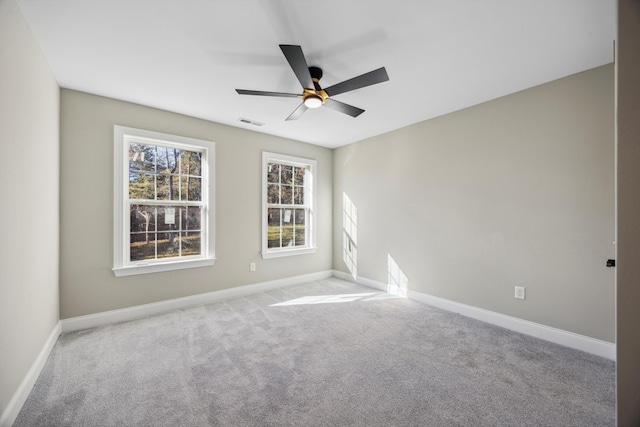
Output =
[
  {"x1": 309, "y1": 66, "x2": 323, "y2": 82},
  {"x1": 304, "y1": 67, "x2": 327, "y2": 107}
]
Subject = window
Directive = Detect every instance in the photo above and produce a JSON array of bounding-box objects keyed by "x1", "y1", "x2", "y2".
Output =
[
  {"x1": 113, "y1": 126, "x2": 215, "y2": 276},
  {"x1": 262, "y1": 152, "x2": 316, "y2": 259}
]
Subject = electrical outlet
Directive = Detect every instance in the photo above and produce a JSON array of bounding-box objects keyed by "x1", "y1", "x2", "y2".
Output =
[
  {"x1": 514, "y1": 286, "x2": 526, "y2": 300},
  {"x1": 249, "y1": 262, "x2": 256, "y2": 272}
]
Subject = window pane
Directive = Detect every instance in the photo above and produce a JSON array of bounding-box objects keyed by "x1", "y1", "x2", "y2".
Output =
[
  {"x1": 157, "y1": 146, "x2": 179, "y2": 173},
  {"x1": 130, "y1": 232, "x2": 156, "y2": 261},
  {"x1": 294, "y1": 226, "x2": 306, "y2": 246},
  {"x1": 267, "y1": 184, "x2": 279, "y2": 204},
  {"x1": 282, "y1": 209, "x2": 294, "y2": 225},
  {"x1": 179, "y1": 177, "x2": 186, "y2": 201},
  {"x1": 267, "y1": 232, "x2": 281, "y2": 248},
  {"x1": 156, "y1": 174, "x2": 179, "y2": 201},
  {"x1": 267, "y1": 163, "x2": 280, "y2": 183},
  {"x1": 129, "y1": 143, "x2": 155, "y2": 173},
  {"x1": 282, "y1": 226, "x2": 294, "y2": 247},
  {"x1": 281, "y1": 185, "x2": 292, "y2": 204},
  {"x1": 129, "y1": 172, "x2": 155, "y2": 200},
  {"x1": 180, "y1": 151, "x2": 201, "y2": 177},
  {"x1": 157, "y1": 232, "x2": 180, "y2": 258},
  {"x1": 181, "y1": 232, "x2": 201, "y2": 256},
  {"x1": 168, "y1": 149, "x2": 179, "y2": 172},
  {"x1": 156, "y1": 173, "x2": 169, "y2": 200},
  {"x1": 268, "y1": 208, "x2": 281, "y2": 226},
  {"x1": 182, "y1": 207, "x2": 201, "y2": 231},
  {"x1": 156, "y1": 147, "x2": 168, "y2": 172},
  {"x1": 171, "y1": 176, "x2": 180, "y2": 200},
  {"x1": 157, "y1": 206, "x2": 179, "y2": 232},
  {"x1": 294, "y1": 209, "x2": 306, "y2": 246},
  {"x1": 267, "y1": 208, "x2": 281, "y2": 248},
  {"x1": 130, "y1": 206, "x2": 156, "y2": 233},
  {"x1": 294, "y1": 167, "x2": 305, "y2": 185},
  {"x1": 187, "y1": 177, "x2": 201, "y2": 201},
  {"x1": 294, "y1": 187, "x2": 304, "y2": 205},
  {"x1": 281, "y1": 165, "x2": 293, "y2": 184}
]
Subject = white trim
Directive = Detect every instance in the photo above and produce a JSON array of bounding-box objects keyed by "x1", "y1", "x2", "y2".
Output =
[
  {"x1": 61, "y1": 270, "x2": 333, "y2": 332},
  {"x1": 332, "y1": 269, "x2": 386, "y2": 292},
  {"x1": 408, "y1": 290, "x2": 616, "y2": 360},
  {"x1": 0, "y1": 321, "x2": 61, "y2": 427},
  {"x1": 113, "y1": 257, "x2": 215, "y2": 277},
  {"x1": 332, "y1": 271, "x2": 616, "y2": 360},
  {"x1": 261, "y1": 247, "x2": 317, "y2": 259}
]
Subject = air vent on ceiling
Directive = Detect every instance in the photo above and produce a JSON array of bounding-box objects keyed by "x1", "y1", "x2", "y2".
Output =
[{"x1": 238, "y1": 117, "x2": 265, "y2": 127}]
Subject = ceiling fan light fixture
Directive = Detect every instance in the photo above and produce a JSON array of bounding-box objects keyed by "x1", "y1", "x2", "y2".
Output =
[{"x1": 303, "y1": 94, "x2": 323, "y2": 109}]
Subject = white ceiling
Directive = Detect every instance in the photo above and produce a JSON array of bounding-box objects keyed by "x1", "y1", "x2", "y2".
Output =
[{"x1": 16, "y1": 0, "x2": 616, "y2": 149}]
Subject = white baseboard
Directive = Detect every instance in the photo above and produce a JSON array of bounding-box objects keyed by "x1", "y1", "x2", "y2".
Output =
[
  {"x1": 333, "y1": 271, "x2": 616, "y2": 361},
  {"x1": 332, "y1": 270, "x2": 387, "y2": 291},
  {"x1": 0, "y1": 321, "x2": 61, "y2": 427},
  {"x1": 408, "y1": 290, "x2": 616, "y2": 360},
  {"x1": 61, "y1": 270, "x2": 334, "y2": 333}
]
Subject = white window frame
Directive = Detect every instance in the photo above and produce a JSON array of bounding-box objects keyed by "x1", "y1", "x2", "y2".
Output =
[
  {"x1": 113, "y1": 125, "x2": 215, "y2": 277},
  {"x1": 262, "y1": 152, "x2": 317, "y2": 259}
]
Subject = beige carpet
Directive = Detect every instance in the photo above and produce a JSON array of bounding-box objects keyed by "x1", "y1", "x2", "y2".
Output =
[{"x1": 14, "y1": 278, "x2": 615, "y2": 426}]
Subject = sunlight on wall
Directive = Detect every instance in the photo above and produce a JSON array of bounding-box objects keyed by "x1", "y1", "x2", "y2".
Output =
[
  {"x1": 343, "y1": 193, "x2": 358, "y2": 279},
  {"x1": 387, "y1": 254, "x2": 408, "y2": 297}
]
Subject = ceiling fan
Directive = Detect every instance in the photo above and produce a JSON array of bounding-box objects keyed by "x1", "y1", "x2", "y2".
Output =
[{"x1": 236, "y1": 44, "x2": 389, "y2": 121}]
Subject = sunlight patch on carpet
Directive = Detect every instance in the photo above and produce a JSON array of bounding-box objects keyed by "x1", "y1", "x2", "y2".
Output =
[{"x1": 270, "y1": 292, "x2": 400, "y2": 306}]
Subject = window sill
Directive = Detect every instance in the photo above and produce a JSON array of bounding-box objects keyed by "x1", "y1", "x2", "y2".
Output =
[
  {"x1": 113, "y1": 257, "x2": 216, "y2": 277},
  {"x1": 261, "y1": 247, "x2": 317, "y2": 260}
]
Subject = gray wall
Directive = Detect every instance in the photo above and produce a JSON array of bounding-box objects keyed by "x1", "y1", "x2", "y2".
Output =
[
  {"x1": 333, "y1": 64, "x2": 615, "y2": 342},
  {"x1": 59, "y1": 90, "x2": 333, "y2": 319},
  {"x1": 616, "y1": 0, "x2": 640, "y2": 424},
  {"x1": 0, "y1": 0, "x2": 60, "y2": 418}
]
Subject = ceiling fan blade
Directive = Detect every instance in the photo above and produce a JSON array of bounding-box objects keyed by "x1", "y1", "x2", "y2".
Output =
[
  {"x1": 324, "y1": 67, "x2": 389, "y2": 97},
  {"x1": 285, "y1": 103, "x2": 308, "y2": 121},
  {"x1": 323, "y1": 98, "x2": 365, "y2": 118},
  {"x1": 280, "y1": 45, "x2": 314, "y2": 90},
  {"x1": 236, "y1": 89, "x2": 300, "y2": 98}
]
